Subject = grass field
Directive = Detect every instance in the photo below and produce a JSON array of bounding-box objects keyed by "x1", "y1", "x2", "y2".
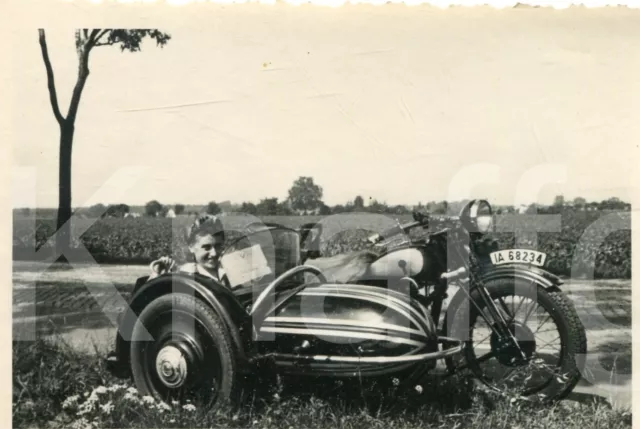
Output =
[{"x1": 12, "y1": 339, "x2": 632, "y2": 429}]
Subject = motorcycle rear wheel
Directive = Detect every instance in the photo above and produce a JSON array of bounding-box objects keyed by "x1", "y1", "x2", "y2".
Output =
[{"x1": 444, "y1": 277, "x2": 587, "y2": 402}]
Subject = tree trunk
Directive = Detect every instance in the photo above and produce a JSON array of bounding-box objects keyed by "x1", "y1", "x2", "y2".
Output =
[
  {"x1": 56, "y1": 121, "x2": 74, "y2": 255},
  {"x1": 42, "y1": 29, "x2": 92, "y2": 257}
]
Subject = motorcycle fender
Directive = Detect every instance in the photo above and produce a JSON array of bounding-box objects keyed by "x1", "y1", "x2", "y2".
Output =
[
  {"x1": 114, "y1": 274, "x2": 249, "y2": 369},
  {"x1": 443, "y1": 264, "x2": 563, "y2": 336},
  {"x1": 479, "y1": 263, "x2": 563, "y2": 290}
]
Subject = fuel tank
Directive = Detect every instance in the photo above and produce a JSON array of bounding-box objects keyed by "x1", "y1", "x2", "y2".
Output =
[
  {"x1": 364, "y1": 247, "x2": 426, "y2": 280},
  {"x1": 257, "y1": 282, "x2": 437, "y2": 376}
]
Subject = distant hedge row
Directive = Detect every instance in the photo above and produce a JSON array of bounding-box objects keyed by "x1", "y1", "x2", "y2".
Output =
[
  {"x1": 12, "y1": 210, "x2": 631, "y2": 279},
  {"x1": 318, "y1": 212, "x2": 631, "y2": 279}
]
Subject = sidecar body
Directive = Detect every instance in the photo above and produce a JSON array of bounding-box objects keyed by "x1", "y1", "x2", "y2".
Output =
[{"x1": 107, "y1": 223, "x2": 463, "y2": 393}]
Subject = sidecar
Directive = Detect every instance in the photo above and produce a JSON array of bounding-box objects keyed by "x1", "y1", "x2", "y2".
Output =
[{"x1": 106, "y1": 223, "x2": 464, "y2": 406}]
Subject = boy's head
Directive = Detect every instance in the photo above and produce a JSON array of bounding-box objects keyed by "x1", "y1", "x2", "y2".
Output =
[{"x1": 187, "y1": 215, "x2": 226, "y2": 271}]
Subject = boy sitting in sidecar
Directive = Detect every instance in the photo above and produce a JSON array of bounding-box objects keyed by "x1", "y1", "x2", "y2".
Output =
[
  {"x1": 149, "y1": 215, "x2": 378, "y2": 288},
  {"x1": 149, "y1": 214, "x2": 231, "y2": 287}
]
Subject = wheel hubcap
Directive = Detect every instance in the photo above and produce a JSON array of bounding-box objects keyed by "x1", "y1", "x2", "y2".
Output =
[{"x1": 155, "y1": 345, "x2": 188, "y2": 388}]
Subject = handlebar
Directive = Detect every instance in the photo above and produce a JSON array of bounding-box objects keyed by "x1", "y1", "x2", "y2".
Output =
[
  {"x1": 366, "y1": 212, "x2": 465, "y2": 245},
  {"x1": 367, "y1": 214, "x2": 428, "y2": 244}
]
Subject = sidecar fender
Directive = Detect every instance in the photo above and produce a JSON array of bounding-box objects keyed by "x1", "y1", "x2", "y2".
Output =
[{"x1": 112, "y1": 273, "x2": 250, "y2": 374}]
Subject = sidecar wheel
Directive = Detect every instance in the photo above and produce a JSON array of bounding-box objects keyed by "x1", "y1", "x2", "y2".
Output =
[
  {"x1": 445, "y1": 278, "x2": 587, "y2": 402},
  {"x1": 130, "y1": 293, "x2": 240, "y2": 409}
]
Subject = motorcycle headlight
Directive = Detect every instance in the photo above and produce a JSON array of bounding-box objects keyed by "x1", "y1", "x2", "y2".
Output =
[
  {"x1": 476, "y1": 214, "x2": 493, "y2": 233},
  {"x1": 460, "y1": 199, "x2": 494, "y2": 234}
]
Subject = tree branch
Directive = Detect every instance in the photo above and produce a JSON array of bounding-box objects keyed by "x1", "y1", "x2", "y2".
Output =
[
  {"x1": 88, "y1": 29, "x2": 98, "y2": 44},
  {"x1": 93, "y1": 29, "x2": 110, "y2": 45},
  {"x1": 98, "y1": 29, "x2": 109, "y2": 39},
  {"x1": 87, "y1": 29, "x2": 101, "y2": 47},
  {"x1": 38, "y1": 29, "x2": 65, "y2": 125},
  {"x1": 94, "y1": 41, "x2": 117, "y2": 47},
  {"x1": 66, "y1": 31, "x2": 92, "y2": 122}
]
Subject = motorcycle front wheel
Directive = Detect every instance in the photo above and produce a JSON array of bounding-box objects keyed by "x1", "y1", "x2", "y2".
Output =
[{"x1": 444, "y1": 277, "x2": 587, "y2": 402}]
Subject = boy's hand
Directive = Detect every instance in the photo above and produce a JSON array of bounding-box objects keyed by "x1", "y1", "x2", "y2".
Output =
[{"x1": 150, "y1": 256, "x2": 176, "y2": 277}]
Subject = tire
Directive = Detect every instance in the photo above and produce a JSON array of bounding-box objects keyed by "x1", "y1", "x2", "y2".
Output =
[
  {"x1": 130, "y1": 293, "x2": 241, "y2": 409},
  {"x1": 445, "y1": 277, "x2": 587, "y2": 402}
]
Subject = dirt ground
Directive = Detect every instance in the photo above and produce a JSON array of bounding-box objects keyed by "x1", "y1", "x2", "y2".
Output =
[{"x1": 12, "y1": 260, "x2": 632, "y2": 409}]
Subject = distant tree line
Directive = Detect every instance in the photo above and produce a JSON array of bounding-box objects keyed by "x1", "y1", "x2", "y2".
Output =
[{"x1": 14, "y1": 177, "x2": 632, "y2": 219}]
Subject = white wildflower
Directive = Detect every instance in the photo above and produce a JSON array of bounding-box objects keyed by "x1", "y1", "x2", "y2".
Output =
[
  {"x1": 123, "y1": 392, "x2": 140, "y2": 403},
  {"x1": 100, "y1": 401, "x2": 115, "y2": 415},
  {"x1": 182, "y1": 403, "x2": 197, "y2": 412},
  {"x1": 414, "y1": 384, "x2": 423, "y2": 394},
  {"x1": 62, "y1": 395, "x2": 80, "y2": 409},
  {"x1": 70, "y1": 417, "x2": 93, "y2": 429},
  {"x1": 142, "y1": 395, "x2": 156, "y2": 405},
  {"x1": 156, "y1": 401, "x2": 172, "y2": 412},
  {"x1": 392, "y1": 378, "x2": 400, "y2": 386},
  {"x1": 107, "y1": 384, "x2": 127, "y2": 393},
  {"x1": 84, "y1": 391, "x2": 100, "y2": 405},
  {"x1": 126, "y1": 387, "x2": 138, "y2": 395},
  {"x1": 169, "y1": 419, "x2": 176, "y2": 423},
  {"x1": 76, "y1": 400, "x2": 95, "y2": 417},
  {"x1": 93, "y1": 386, "x2": 108, "y2": 395},
  {"x1": 171, "y1": 400, "x2": 180, "y2": 406}
]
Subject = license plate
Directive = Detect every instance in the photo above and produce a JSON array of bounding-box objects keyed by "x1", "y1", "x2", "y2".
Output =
[{"x1": 489, "y1": 249, "x2": 546, "y2": 267}]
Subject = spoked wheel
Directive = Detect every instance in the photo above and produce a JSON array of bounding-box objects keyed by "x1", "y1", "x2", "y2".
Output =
[
  {"x1": 446, "y1": 277, "x2": 587, "y2": 402},
  {"x1": 130, "y1": 293, "x2": 240, "y2": 409}
]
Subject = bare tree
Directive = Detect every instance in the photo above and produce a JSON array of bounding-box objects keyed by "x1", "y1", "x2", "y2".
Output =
[{"x1": 38, "y1": 29, "x2": 171, "y2": 254}]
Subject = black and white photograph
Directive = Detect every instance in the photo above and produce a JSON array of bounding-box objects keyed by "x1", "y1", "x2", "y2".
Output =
[{"x1": 7, "y1": 2, "x2": 636, "y2": 428}]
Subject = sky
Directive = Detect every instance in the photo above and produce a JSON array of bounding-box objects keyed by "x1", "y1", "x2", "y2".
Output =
[{"x1": 9, "y1": 4, "x2": 638, "y2": 209}]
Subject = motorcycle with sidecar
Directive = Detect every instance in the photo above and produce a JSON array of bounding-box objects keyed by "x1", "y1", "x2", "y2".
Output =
[{"x1": 106, "y1": 199, "x2": 587, "y2": 408}]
